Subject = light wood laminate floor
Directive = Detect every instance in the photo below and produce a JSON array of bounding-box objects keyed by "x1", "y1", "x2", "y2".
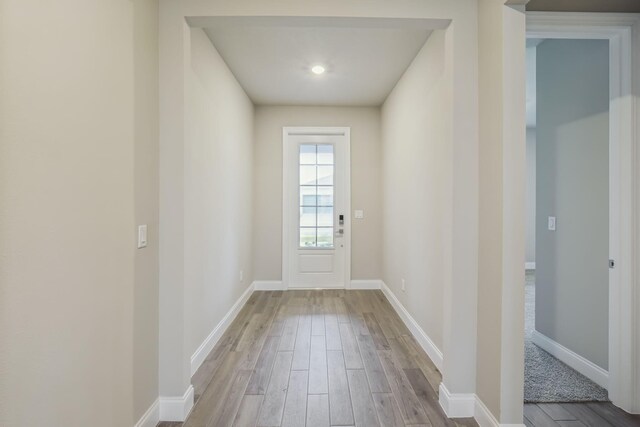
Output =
[{"x1": 158, "y1": 289, "x2": 478, "y2": 427}]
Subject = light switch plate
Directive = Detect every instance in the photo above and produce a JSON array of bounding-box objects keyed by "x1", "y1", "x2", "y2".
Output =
[
  {"x1": 548, "y1": 216, "x2": 556, "y2": 231},
  {"x1": 354, "y1": 210, "x2": 364, "y2": 219},
  {"x1": 138, "y1": 225, "x2": 148, "y2": 248}
]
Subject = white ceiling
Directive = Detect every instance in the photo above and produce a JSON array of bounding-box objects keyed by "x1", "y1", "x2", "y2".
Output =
[{"x1": 199, "y1": 17, "x2": 442, "y2": 106}]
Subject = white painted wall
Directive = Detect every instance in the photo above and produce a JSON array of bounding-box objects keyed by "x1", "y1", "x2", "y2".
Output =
[
  {"x1": 184, "y1": 28, "x2": 255, "y2": 358},
  {"x1": 252, "y1": 106, "x2": 383, "y2": 281},
  {"x1": 476, "y1": 2, "x2": 527, "y2": 422},
  {"x1": 0, "y1": 0, "x2": 159, "y2": 425},
  {"x1": 536, "y1": 38, "x2": 610, "y2": 370},
  {"x1": 381, "y1": 30, "x2": 451, "y2": 352}
]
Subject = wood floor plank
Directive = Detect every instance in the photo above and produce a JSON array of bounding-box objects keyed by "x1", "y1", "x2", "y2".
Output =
[
  {"x1": 335, "y1": 297, "x2": 350, "y2": 323},
  {"x1": 538, "y1": 404, "x2": 577, "y2": 421},
  {"x1": 281, "y1": 370, "x2": 309, "y2": 427},
  {"x1": 257, "y1": 351, "x2": 293, "y2": 427},
  {"x1": 208, "y1": 369, "x2": 253, "y2": 427},
  {"x1": 387, "y1": 337, "x2": 418, "y2": 370},
  {"x1": 324, "y1": 314, "x2": 342, "y2": 351},
  {"x1": 363, "y1": 312, "x2": 391, "y2": 350},
  {"x1": 237, "y1": 312, "x2": 277, "y2": 370},
  {"x1": 232, "y1": 395, "x2": 264, "y2": 427},
  {"x1": 372, "y1": 393, "x2": 405, "y2": 427},
  {"x1": 312, "y1": 304, "x2": 326, "y2": 336},
  {"x1": 339, "y1": 323, "x2": 364, "y2": 370},
  {"x1": 347, "y1": 369, "x2": 380, "y2": 427},
  {"x1": 292, "y1": 315, "x2": 312, "y2": 370},
  {"x1": 327, "y1": 350, "x2": 355, "y2": 426},
  {"x1": 185, "y1": 347, "x2": 247, "y2": 427},
  {"x1": 349, "y1": 312, "x2": 371, "y2": 337},
  {"x1": 404, "y1": 368, "x2": 453, "y2": 427},
  {"x1": 308, "y1": 335, "x2": 329, "y2": 394},
  {"x1": 557, "y1": 421, "x2": 586, "y2": 427},
  {"x1": 279, "y1": 316, "x2": 299, "y2": 352},
  {"x1": 306, "y1": 394, "x2": 330, "y2": 427},
  {"x1": 192, "y1": 334, "x2": 234, "y2": 400},
  {"x1": 585, "y1": 402, "x2": 640, "y2": 427},
  {"x1": 378, "y1": 350, "x2": 429, "y2": 425},
  {"x1": 561, "y1": 404, "x2": 613, "y2": 427},
  {"x1": 399, "y1": 334, "x2": 442, "y2": 393},
  {"x1": 246, "y1": 335, "x2": 280, "y2": 395},
  {"x1": 355, "y1": 333, "x2": 391, "y2": 393},
  {"x1": 523, "y1": 404, "x2": 561, "y2": 427}
]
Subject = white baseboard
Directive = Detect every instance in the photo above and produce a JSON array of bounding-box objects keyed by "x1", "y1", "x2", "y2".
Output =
[
  {"x1": 253, "y1": 280, "x2": 286, "y2": 291},
  {"x1": 191, "y1": 282, "x2": 255, "y2": 375},
  {"x1": 350, "y1": 279, "x2": 383, "y2": 290},
  {"x1": 531, "y1": 330, "x2": 608, "y2": 389},
  {"x1": 134, "y1": 398, "x2": 159, "y2": 427},
  {"x1": 439, "y1": 383, "x2": 475, "y2": 418},
  {"x1": 525, "y1": 262, "x2": 536, "y2": 270},
  {"x1": 159, "y1": 385, "x2": 194, "y2": 422},
  {"x1": 380, "y1": 281, "x2": 443, "y2": 371}
]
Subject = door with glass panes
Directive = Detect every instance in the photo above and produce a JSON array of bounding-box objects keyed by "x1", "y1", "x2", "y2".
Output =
[{"x1": 283, "y1": 127, "x2": 350, "y2": 288}]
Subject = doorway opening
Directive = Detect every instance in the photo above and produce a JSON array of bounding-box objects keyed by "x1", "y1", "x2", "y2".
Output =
[
  {"x1": 519, "y1": 11, "x2": 640, "y2": 423},
  {"x1": 523, "y1": 37, "x2": 609, "y2": 407}
]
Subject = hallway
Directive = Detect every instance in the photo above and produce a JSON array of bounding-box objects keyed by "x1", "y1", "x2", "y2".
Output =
[{"x1": 160, "y1": 290, "x2": 478, "y2": 427}]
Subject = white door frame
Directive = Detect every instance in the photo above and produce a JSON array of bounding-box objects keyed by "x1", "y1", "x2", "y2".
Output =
[
  {"x1": 523, "y1": 12, "x2": 640, "y2": 413},
  {"x1": 282, "y1": 126, "x2": 352, "y2": 289}
]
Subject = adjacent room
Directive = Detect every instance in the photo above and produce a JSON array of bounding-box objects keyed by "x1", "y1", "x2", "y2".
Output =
[{"x1": 523, "y1": 36, "x2": 615, "y2": 423}]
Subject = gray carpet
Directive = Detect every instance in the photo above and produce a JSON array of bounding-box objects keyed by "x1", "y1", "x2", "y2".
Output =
[{"x1": 524, "y1": 271, "x2": 609, "y2": 403}]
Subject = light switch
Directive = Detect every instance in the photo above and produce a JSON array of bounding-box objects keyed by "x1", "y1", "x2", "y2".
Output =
[
  {"x1": 354, "y1": 210, "x2": 364, "y2": 219},
  {"x1": 548, "y1": 216, "x2": 556, "y2": 231},
  {"x1": 138, "y1": 225, "x2": 148, "y2": 248}
]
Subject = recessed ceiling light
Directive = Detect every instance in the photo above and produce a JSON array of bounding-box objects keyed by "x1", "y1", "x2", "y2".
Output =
[{"x1": 311, "y1": 65, "x2": 326, "y2": 75}]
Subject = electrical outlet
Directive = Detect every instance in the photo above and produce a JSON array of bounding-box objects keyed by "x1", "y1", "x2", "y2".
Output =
[
  {"x1": 137, "y1": 225, "x2": 148, "y2": 249},
  {"x1": 239, "y1": 270, "x2": 244, "y2": 282},
  {"x1": 401, "y1": 279, "x2": 406, "y2": 292}
]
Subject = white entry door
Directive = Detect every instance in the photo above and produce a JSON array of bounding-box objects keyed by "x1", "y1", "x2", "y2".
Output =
[{"x1": 283, "y1": 127, "x2": 351, "y2": 288}]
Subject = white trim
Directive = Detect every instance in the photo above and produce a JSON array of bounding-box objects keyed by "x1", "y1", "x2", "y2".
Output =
[
  {"x1": 350, "y1": 279, "x2": 382, "y2": 290},
  {"x1": 438, "y1": 383, "x2": 475, "y2": 418},
  {"x1": 525, "y1": 11, "x2": 640, "y2": 413},
  {"x1": 474, "y1": 396, "x2": 525, "y2": 427},
  {"x1": 531, "y1": 330, "x2": 609, "y2": 389},
  {"x1": 134, "y1": 398, "x2": 159, "y2": 427},
  {"x1": 380, "y1": 281, "x2": 443, "y2": 370},
  {"x1": 524, "y1": 262, "x2": 535, "y2": 270},
  {"x1": 159, "y1": 385, "x2": 194, "y2": 422},
  {"x1": 253, "y1": 280, "x2": 286, "y2": 291},
  {"x1": 190, "y1": 283, "x2": 255, "y2": 375}
]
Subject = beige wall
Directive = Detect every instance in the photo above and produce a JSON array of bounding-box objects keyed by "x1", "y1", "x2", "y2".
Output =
[
  {"x1": 184, "y1": 29, "x2": 255, "y2": 357},
  {"x1": 536, "y1": 39, "x2": 609, "y2": 370},
  {"x1": 134, "y1": 0, "x2": 160, "y2": 422},
  {"x1": 476, "y1": 2, "x2": 527, "y2": 422},
  {"x1": 381, "y1": 30, "x2": 451, "y2": 352},
  {"x1": 0, "y1": 0, "x2": 159, "y2": 425},
  {"x1": 253, "y1": 106, "x2": 382, "y2": 281}
]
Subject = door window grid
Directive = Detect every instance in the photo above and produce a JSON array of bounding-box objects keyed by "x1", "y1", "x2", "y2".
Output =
[{"x1": 299, "y1": 144, "x2": 334, "y2": 248}]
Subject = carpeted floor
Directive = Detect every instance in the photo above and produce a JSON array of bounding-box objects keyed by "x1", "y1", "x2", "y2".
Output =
[{"x1": 524, "y1": 271, "x2": 609, "y2": 403}]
